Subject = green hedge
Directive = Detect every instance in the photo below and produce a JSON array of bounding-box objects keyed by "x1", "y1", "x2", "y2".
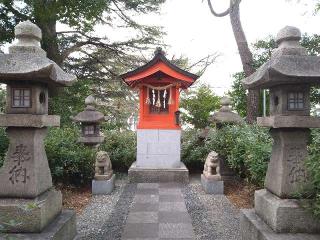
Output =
[
  {"x1": 181, "y1": 129, "x2": 210, "y2": 171},
  {"x1": 0, "y1": 128, "x2": 9, "y2": 168},
  {"x1": 205, "y1": 124, "x2": 272, "y2": 187},
  {"x1": 306, "y1": 129, "x2": 320, "y2": 218},
  {"x1": 45, "y1": 126, "x2": 96, "y2": 186},
  {"x1": 100, "y1": 130, "x2": 136, "y2": 171}
]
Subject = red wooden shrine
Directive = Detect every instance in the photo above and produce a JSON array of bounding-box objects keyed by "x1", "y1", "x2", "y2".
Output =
[{"x1": 121, "y1": 48, "x2": 199, "y2": 129}]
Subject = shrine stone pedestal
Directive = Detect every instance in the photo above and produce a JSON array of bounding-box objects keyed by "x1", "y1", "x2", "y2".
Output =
[
  {"x1": 201, "y1": 174, "x2": 224, "y2": 194},
  {"x1": 128, "y1": 129, "x2": 189, "y2": 183},
  {"x1": 92, "y1": 174, "x2": 115, "y2": 195}
]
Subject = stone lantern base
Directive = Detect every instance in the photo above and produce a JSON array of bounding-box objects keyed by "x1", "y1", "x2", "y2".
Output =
[
  {"x1": 240, "y1": 189, "x2": 320, "y2": 240},
  {"x1": 0, "y1": 210, "x2": 76, "y2": 240}
]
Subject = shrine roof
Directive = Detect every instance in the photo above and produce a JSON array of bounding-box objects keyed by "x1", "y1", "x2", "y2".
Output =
[{"x1": 120, "y1": 48, "x2": 199, "y2": 88}]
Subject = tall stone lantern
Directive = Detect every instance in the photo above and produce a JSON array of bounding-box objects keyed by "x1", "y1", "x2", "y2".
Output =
[
  {"x1": 72, "y1": 96, "x2": 115, "y2": 195},
  {"x1": 72, "y1": 95, "x2": 105, "y2": 147},
  {"x1": 0, "y1": 21, "x2": 77, "y2": 239},
  {"x1": 209, "y1": 96, "x2": 243, "y2": 180},
  {"x1": 241, "y1": 26, "x2": 320, "y2": 239},
  {"x1": 201, "y1": 96, "x2": 244, "y2": 194}
]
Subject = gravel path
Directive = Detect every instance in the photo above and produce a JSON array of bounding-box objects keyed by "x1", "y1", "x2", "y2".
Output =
[
  {"x1": 77, "y1": 176, "x2": 240, "y2": 240},
  {"x1": 77, "y1": 178, "x2": 136, "y2": 240},
  {"x1": 183, "y1": 182, "x2": 240, "y2": 240}
]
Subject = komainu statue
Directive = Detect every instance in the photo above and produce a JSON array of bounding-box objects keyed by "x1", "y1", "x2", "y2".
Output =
[
  {"x1": 203, "y1": 151, "x2": 221, "y2": 180},
  {"x1": 94, "y1": 151, "x2": 113, "y2": 180}
]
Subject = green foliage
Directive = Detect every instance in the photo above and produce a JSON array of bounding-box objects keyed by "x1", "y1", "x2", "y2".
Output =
[
  {"x1": 205, "y1": 124, "x2": 272, "y2": 187},
  {"x1": 49, "y1": 79, "x2": 92, "y2": 126},
  {"x1": 0, "y1": 87, "x2": 5, "y2": 113},
  {"x1": 305, "y1": 129, "x2": 320, "y2": 217},
  {"x1": 180, "y1": 84, "x2": 220, "y2": 129},
  {"x1": 0, "y1": 127, "x2": 8, "y2": 168},
  {"x1": 45, "y1": 126, "x2": 96, "y2": 185},
  {"x1": 100, "y1": 130, "x2": 136, "y2": 171},
  {"x1": 181, "y1": 129, "x2": 210, "y2": 171},
  {"x1": 228, "y1": 72, "x2": 247, "y2": 118}
]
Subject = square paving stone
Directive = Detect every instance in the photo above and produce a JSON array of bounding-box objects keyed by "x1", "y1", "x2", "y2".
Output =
[
  {"x1": 159, "y1": 223, "x2": 195, "y2": 239},
  {"x1": 159, "y1": 194, "x2": 184, "y2": 202},
  {"x1": 159, "y1": 188, "x2": 182, "y2": 196},
  {"x1": 130, "y1": 203, "x2": 159, "y2": 212},
  {"x1": 137, "y1": 183, "x2": 159, "y2": 189},
  {"x1": 159, "y1": 211, "x2": 192, "y2": 223},
  {"x1": 122, "y1": 223, "x2": 159, "y2": 238},
  {"x1": 159, "y1": 183, "x2": 183, "y2": 189},
  {"x1": 134, "y1": 194, "x2": 159, "y2": 204},
  {"x1": 159, "y1": 202, "x2": 187, "y2": 212},
  {"x1": 136, "y1": 188, "x2": 159, "y2": 195},
  {"x1": 127, "y1": 212, "x2": 158, "y2": 223}
]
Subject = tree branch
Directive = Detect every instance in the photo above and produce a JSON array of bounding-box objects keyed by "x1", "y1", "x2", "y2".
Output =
[
  {"x1": 207, "y1": 0, "x2": 230, "y2": 17},
  {"x1": 2, "y1": 2, "x2": 29, "y2": 21}
]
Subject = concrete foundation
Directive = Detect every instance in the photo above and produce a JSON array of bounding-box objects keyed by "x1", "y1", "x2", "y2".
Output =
[
  {"x1": 128, "y1": 162, "x2": 189, "y2": 183},
  {"x1": 201, "y1": 174, "x2": 224, "y2": 194},
  {"x1": 92, "y1": 175, "x2": 115, "y2": 195},
  {"x1": 240, "y1": 209, "x2": 320, "y2": 240},
  {"x1": 0, "y1": 188, "x2": 62, "y2": 233},
  {"x1": 255, "y1": 189, "x2": 320, "y2": 233},
  {"x1": 137, "y1": 129, "x2": 181, "y2": 168},
  {"x1": 0, "y1": 210, "x2": 77, "y2": 240}
]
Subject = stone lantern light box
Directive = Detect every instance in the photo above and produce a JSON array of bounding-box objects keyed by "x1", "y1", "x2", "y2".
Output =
[{"x1": 72, "y1": 95, "x2": 105, "y2": 146}]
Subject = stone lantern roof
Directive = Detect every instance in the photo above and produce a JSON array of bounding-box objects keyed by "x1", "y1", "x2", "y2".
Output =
[
  {"x1": 243, "y1": 26, "x2": 320, "y2": 90},
  {"x1": 72, "y1": 95, "x2": 105, "y2": 123},
  {"x1": 210, "y1": 96, "x2": 244, "y2": 124},
  {"x1": 0, "y1": 20, "x2": 76, "y2": 87}
]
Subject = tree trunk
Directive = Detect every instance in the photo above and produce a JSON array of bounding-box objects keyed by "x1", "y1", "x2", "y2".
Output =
[
  {"x1": 229, "y1": 1, "x2": 259, "y2": 123},
  {"x1": 32, "y1": 1, "x2": 62, "y2": 66}
]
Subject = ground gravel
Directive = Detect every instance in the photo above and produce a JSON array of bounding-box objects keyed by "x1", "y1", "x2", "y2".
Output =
[
  {"x1": 76, "y1": 177, "x2": 137, "y2": 240},
  {"x1": 183, "y1": 182, "x2": 240, "y2": 240}
]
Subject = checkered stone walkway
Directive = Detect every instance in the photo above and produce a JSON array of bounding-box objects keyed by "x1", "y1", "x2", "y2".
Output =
[{"x1": 122, "y1": 183, "x2": 195, "y2": 240}]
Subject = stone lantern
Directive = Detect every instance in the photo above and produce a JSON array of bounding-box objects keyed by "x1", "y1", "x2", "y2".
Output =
[
  {"x1": 210, "y1": 96, "x2": 243, "y2": 129},
  {"x1": 208, "y1": 96, "x2": 244, "y2": 181},
  {"x1": 241, "y1": 26, "x2": 320, "y2": 239},
  {"x1": 72, "y1": 96, "x2": 115, "y2": 195},
  {"x1": 72, "y1": 95, "x2": 105, "y2": 147},
  {"x1": 0, "y1": 21, "x2": 76, "y2": 239}
]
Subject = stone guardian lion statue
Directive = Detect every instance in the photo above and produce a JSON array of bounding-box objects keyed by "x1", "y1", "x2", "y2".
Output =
[
  {"x1": 203, "y1": 151, "x2": 221, "y2": 180},
  {"x1": 94, "y1": 151, "x2": 113, "y2": 180}
]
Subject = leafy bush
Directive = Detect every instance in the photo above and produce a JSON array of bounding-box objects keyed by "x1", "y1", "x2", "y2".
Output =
[
  {"x1": 45, "y1": 126, "x2": 96, "y2": 185},
  {"x1": 306, "y1": 129, "x2": 320, "y2": 218},
  {"x1": 181, "y1": 129, "x2": 210, "y2": 171},
  {"x1": 205, "y1": 124, "x2": 272, "y2": 187},
  {"x1": 0, "y1": 127, "x2": 9, "y2": 168},
  {"x1": 100, "y1": 130, "x2": 136, "y2": 171}
]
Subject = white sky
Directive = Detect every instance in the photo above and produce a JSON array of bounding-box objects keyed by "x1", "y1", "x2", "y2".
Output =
[{"x1": 143, "y1": 0, "x2": 320, "y2": 96}]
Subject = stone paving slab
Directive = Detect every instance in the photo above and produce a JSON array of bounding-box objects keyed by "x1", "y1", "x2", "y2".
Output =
[{"x1": 122, "y1": 183, "x2": 195, "y2": 240}]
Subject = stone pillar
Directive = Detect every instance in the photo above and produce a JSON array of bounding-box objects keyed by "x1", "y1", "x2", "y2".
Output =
[
  {"x1": 240, "y1": 26, "x2": 320, "y2": 240},
  {"x1": 0, "y1": 21, "x2": 77, "y2": 239}
]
